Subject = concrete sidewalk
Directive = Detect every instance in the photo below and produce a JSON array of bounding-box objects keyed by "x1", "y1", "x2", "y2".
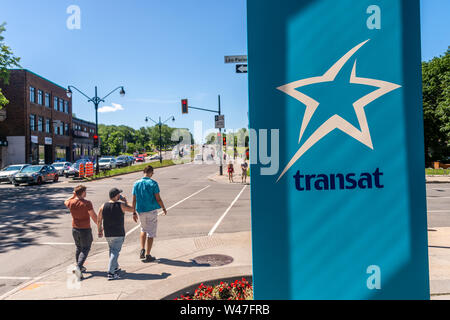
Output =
[
  {"x1": 1, "y1": 232, "x2": 252, "y2": 300},
  {"x1": 429, "y1": 228, "x2": 450, "y2": 300},
  {"x1": 2, "y1": 228, "x2": 448, "y2": 300},
  {"x1": 426, "y1": 175, "x2": 450, "y2": 183}
]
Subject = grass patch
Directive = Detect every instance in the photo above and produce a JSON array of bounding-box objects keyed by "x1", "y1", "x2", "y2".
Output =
[
  {"x1": 426, "y1": 168, "x2": 450, "y2": 176},
  {"x1": 83, "y1": 160, "x2": 175, "y2": 181}
]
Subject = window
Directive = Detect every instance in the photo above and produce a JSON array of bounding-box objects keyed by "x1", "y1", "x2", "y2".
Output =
[
  {"x1": 38, "y1": 117, "x2": 43, "y2": 132},
  {"x1": 64, "y1": 101, "x2": 69, "y2": 113},
  {"x1": 30, "y1": 114, "x2": 36, "y2": 131},
  {"x1": 59, "y1": 99, "x2": 64, "y2": 112},
  {"x1": 65, "y1": 123, "x2": 69, "y2": 136},
  {"x1": 54, "y1": 97, "x2": 58, "y2": 111},
  {"x1": 45, "y1": 119, "x2": 50, "y2": 133},
  {"x1": 45, "y1": 93, "x2": 50, "y2": 107},
  {"x1": 30, "y1": 87, "x2": 35, "y2": 103},
  {"x1": 38, "y1": 90, "x2": 43, "y2": 105}
]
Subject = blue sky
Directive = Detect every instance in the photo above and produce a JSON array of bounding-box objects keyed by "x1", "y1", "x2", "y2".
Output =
[{"x1": 1, "y1": 0, "x2": 448, "y2": 137}]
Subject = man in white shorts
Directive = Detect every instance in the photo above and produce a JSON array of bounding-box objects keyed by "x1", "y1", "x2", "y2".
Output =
[{"x1": 132, "y1": 165, "x2": 167, "y2": 262}]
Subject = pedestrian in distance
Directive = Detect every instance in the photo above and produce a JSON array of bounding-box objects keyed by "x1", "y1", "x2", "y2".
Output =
[
  {"x1": 97, "y1": 188, "x2": 136, "y2": 280},
  {"x1": 64, "y1": 185, "x2": 98, "y2": 281},
  {"x1": 132, "y1": 165, "x2": 168, "y2": 263},
  {"x1": 228, "y1": 162, "x2": 234, "y2": 183},
  {"x1": 241, "y1": 160, "x2": 248, "y2": 184}
]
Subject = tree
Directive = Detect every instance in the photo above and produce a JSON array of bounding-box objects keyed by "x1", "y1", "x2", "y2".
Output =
[
  {"x1": 0, "y1": 23, "x2": 21, "y2": 110},
  {"x1": 422, "y1": 49, "x2": 450, "y2": 163}
]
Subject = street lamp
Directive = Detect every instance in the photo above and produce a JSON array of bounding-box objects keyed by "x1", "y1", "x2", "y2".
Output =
[
  {"x1": 145, "y1": 116, "x2": 175, "y2": 164},
  {"x1": 66, "y1": 85, "x2": 125, "y2": 174}
]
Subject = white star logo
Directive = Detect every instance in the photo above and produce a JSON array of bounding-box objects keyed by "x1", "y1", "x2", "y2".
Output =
[{"x1": 276, "y1": 39, "x2": 401, "y2": 182}]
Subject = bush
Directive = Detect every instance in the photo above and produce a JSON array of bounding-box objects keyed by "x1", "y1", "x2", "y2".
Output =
[{"x1": 175, "y1": 278, "x2": 253, "y2": 301}]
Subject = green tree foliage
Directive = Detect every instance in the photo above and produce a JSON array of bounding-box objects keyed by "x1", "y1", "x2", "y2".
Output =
[
  {"x1": 422, "y1": 49, "x2": 450, "y2": 162},
  {"x1": 0, "y1": 22, "x2": 21, "y2": 110},
  {"x1": 98, "y1": 124, "x2": 193, "y2": 156}
]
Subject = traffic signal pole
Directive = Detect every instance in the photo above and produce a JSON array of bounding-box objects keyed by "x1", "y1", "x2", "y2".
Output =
[{"x1": 182, "y1": 94, "x2": 223, "y2": 175}]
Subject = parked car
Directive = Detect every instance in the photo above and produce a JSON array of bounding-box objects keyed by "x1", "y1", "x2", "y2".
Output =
[
  {"x1": 52, "y1": 162, "x2": 72, "y2": 176},
  {"x1": 128, "y1": 156, "x2": 135, "y2": 165},
  {"x1": 98, "y1": 157, "x2": 117, "y2": 170},
  {"x1": 135, "y1": 155, "x2": 145, "y2": 163},
  {"x1": 13, "y1": 165, "x2": 59, "y2": 186},
  {"x1": 64, "y1": 159, "x2": 91, "y2": 178},
  {"x1": 149, "y1": 154, "x2": 162, "y2": 161},
  {"x1": 0, "y1": 164, "x2": 30, "y2": 183},
  {"x1": 116, "y1": 155, "x2": 132, "y2": 167}
]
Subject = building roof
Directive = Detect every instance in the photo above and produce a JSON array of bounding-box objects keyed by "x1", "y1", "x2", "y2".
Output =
[
  {"x1": 73, "y1": 117, "x2": 96, "y2": 127},
  {"x1": 10, "y1": 69, "x2": 68, "y2": 91}
]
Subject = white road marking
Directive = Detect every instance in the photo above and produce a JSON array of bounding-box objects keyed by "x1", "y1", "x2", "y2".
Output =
[
  {"x1": 125, "y1": 185, "x2": 211, "y2": 237},
  {"x1": 208, "y1": 185, "x2": 247, "y2": 236},
  {"x1": 428, "y1": 210, "x2": 450, "y2": 213},
  {"x1": 0, "y1": 276, "x2": 34, "y2": 280}
]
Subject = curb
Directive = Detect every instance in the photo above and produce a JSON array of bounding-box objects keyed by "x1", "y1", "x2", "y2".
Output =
[{"x1": 67, "y1": 163, "x2": 177, "y2": 184}]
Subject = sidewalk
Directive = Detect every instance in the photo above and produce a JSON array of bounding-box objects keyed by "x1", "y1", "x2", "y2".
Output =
[
  {"x1": 428, "y1": 228, "x2": 450, "y2": 300},
  {"x1": 426, "y1": 175, "x2": 450, "y2": 183},
  {"x1": 1, "y1": 232, "x2": 252, "y2": 300},
  {"x1": 208, "y1": 158, "x2": 251, "y2": 185}
]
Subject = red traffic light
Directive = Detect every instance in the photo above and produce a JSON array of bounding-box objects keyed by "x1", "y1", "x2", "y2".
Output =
[
  {"x1": 181, "y1": 99, "x2": 188, "y2": 114},
  {"x1": 93, "y1": 135, "x2": 98, "y2": 139}
]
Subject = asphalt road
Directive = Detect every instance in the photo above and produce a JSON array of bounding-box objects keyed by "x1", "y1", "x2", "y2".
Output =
[{"x1": 0, "y1": 162, "x2": 251, "y2": 296}]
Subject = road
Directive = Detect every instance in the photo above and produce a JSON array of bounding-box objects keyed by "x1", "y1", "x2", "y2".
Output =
[{"x1": 0, "y1": 162, "x2": 251, "y2": 296}]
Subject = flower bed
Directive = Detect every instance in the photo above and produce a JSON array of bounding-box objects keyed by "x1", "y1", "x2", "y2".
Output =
[{"x1": 175, "y1": 278, "x2": 253, "y2": 300}]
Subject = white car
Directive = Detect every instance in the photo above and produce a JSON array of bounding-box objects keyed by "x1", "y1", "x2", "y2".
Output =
[
  {"x1": 98, "y1": 158, "x2": 117, "y2": 170},
  {"x1": 0, "y1": 164, "x2": 30, "y2": 183},
  {"x1": 52, "y1": 162, "x2": 72, "y2": 176}
]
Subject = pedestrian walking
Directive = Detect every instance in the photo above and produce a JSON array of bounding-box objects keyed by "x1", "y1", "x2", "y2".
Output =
[
  {"x1": 97, "y1": 188, "x2": 136, "y2": 280},
  {"x1": 64, "y1": 185, "x2": 98, "y2": 281},
  {"x1": 228, "y1": 163, "x2": 234, "y2": 183},
  {"x1": 132, "y1": 165, "x2": 168, "y2": 263},
  {"x1": 241, "y1": 160, "x2": 248, "y2": 184}
]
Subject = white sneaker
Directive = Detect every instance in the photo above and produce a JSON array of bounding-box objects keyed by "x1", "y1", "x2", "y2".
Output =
[{"x1": 72, "y1": 266, "x2": 83, "y2": 281}]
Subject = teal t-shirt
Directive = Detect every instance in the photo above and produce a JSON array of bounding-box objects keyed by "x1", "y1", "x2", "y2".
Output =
[{"x1": 132, "y1": 177, "x2": 161, "y2": 213}]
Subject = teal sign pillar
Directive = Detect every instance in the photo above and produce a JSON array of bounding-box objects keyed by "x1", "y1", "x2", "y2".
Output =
[{"x1": 247, "y1": 0, "x2": 429, "y2": 299}]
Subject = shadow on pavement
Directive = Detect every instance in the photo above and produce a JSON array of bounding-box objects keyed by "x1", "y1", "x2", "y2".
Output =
[
  {"x1": 0, "y1": 185, "x2": 74, "y2": 253},
  {"x1": 83, "y1": 271, "x2": 171, "y2": 281},
  {"x1": 156, "y1": 258, "x2": 210, "y2": 268}
]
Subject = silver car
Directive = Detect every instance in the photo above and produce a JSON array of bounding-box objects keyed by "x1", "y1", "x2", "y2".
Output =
[
  {"x1": 52, "y1": 162, "x2": 72, "y2": 176},
  {"x1": 0, "y1": 164, "x2": 30, "y2": 183},
  {"x1": 98, "y1": 157, "x2": 117, "y2": 170}
]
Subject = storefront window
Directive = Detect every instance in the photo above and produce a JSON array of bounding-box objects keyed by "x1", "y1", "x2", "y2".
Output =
[
  {"x1": 56, "y1": 147, "x2": 66, "y2": 161},
  {"x1": 39, "y1": 145, "x2": 45, "y2": 163}
]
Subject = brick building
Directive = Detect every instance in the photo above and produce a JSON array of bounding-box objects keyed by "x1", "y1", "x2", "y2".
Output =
[
  {"x1": 0, "y1": 69, "x2": 73, "y2": 167},
  {"x1": 72, "y1": 117, "x2": 96, "y2": 162}
]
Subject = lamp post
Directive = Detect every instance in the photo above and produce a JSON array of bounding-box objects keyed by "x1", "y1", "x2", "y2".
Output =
[
  {"x1": 145, "y1": 116, "x2": 175, "y2": 164},
  {"x1": 66, "y1": 85, "x2": 125, "y2": 175}
]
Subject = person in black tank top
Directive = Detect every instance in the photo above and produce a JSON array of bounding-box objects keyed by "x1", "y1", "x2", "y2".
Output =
[{"x1": 97, "y1": 188, "x2": 136, "y2": 280}]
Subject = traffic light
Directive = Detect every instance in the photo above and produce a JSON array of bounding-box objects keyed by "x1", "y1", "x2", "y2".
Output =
[
  {"x1": 181, "y1": 99, "x2": 188, "y2": 114},
  {"x1": 223, "y1": 137, "x2": 227, "y2": 146},
  {"x1": 93, "y1": 135, "x2": 99, "y2": 148}
]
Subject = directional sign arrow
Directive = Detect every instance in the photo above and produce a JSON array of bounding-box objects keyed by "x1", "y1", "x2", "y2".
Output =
[{"x1": 236, "y1": 64, "x2": 248, "y2": 73}]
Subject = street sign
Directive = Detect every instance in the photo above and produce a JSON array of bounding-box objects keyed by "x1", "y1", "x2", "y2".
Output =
[
  {"x1": 224, "y1": 55, "x2": 247, "y2": 64},
  {"x1": 236, "y1": 64, "x2": 248, "y2": 73},
  {"x1": 248, "y1": 0, "x2": 429, "y2": 300},
  {"x1": 215, "y1": 115, "x2": 225, "y2": 129}
]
